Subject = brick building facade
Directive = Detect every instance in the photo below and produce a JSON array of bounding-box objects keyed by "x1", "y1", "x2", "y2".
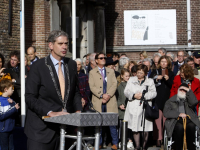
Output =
[
  {"x1": 1, "y1": 0, "x2": 200, "y2": 62},
  {"x1": 0, "y1": 0, "x2": 20, "y2": 61}
]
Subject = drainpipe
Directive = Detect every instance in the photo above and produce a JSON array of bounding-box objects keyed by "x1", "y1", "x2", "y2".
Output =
[{"x1": 187, "y1": 0, "x2": 192, "y2": 49}]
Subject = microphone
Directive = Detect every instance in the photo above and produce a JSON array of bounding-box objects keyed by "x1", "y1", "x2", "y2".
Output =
[{"x1": 139, "y1": 86, "x2": 149, "y2": 106}]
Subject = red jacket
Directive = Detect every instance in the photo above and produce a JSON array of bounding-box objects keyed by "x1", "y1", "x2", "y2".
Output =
[{"x1": 170, "y1": 75, "x2": 200, "y2": 114}]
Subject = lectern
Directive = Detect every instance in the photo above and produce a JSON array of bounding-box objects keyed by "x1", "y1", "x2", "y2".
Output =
[{"x1": 44, "y1": 112, "x2": 118, "y2": 150}]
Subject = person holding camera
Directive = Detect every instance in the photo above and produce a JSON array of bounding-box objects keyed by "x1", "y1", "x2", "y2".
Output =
[
  {"x1": 124, "y1": 64, "x2": 157, "y2": 150},
  {"x1": 149, "y1": 55, "x2": 174, "y2": 147}
]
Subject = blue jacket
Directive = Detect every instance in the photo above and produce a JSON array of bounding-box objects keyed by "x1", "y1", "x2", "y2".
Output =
[{"x1": 0, "y1": 96, "x2": 17, "y2": 132}]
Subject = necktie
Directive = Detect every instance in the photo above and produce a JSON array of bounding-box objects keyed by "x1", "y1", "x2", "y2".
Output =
[
  {"x1": 58, "y1": 62, "x2": 65, "y2": 100},
  {"x1": 100, "y1": 68, "x2": 105, "y2": 82}
]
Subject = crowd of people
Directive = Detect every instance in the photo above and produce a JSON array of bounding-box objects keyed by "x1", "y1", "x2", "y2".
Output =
[
  {"x1": 1, "y1": 30, "x2": 200, "y2": 150},
  {"x1": 75, "y1": 48, "x2": 200, "y2": 150}
]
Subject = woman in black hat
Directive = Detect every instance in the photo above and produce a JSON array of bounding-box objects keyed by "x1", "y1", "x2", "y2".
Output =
[{"x1": 105, "y1": 57, "x2": 120, "y2": 78}]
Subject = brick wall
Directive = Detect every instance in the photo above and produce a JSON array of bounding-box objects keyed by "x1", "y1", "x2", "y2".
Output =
[
  {"x1": 105, "y1": 0, "x2": 200, "y2": 46},
  {"x1": 0, "y1": 0, "x2": 51, "y2": 62},
  {"x1": 25, "y1": 0, "x2": 50, "y2": 58},
  {"x1": 0, "y1": 0, "x2": 20, "y2": 61}
]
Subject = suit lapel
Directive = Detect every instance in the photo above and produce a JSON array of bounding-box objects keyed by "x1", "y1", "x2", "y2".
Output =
[
  {"x1": 64, "y1": 58, "x2": 70, "y2": 96},
  {"x1": 63, "y1": 58, "x2": 71, "y2": 108},
  {"x1": 105, "y1": 67, "x2": 109, "y2": 77},
  {"x1": 45, "y1": 55, "x2": 62, "y2": 103}
]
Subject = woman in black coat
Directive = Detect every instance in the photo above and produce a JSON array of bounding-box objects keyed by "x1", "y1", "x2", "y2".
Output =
[{"x1": 149, "y1": 55, "x2": 175, "y2": 147}]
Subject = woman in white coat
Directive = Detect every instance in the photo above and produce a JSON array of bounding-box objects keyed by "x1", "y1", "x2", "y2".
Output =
[{"x1": 124, "y1": 64, "x2": 157, "y2": 150}]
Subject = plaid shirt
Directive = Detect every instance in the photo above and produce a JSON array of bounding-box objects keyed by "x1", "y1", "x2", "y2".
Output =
[{"x1": 78, "y1": 72, "x2": 90, "y2": 111}]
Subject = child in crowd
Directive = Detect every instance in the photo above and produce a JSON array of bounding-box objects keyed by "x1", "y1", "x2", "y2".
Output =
[
  {"x1": 0, "y1": 79, "x2": 20, "y2": 150},
  {"x1": 117, "y1": 69, "x2": 133, "y2": 148}
]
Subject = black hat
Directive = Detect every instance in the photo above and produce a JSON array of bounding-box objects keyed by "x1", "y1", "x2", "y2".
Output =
[
  {"x1": 193, "y1": 51, "x2": 200, "y2": 58},
  {"x1": 105, "y1": 57, "x2": 118, "y2": 66},
  {"x1": 179, "y1": 83, "x2": 189, "y2": 88}
]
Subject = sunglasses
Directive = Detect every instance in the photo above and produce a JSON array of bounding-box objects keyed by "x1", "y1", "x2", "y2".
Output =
[{"x1": 98, "y1": 57, "x2": 106, "y2": 60}]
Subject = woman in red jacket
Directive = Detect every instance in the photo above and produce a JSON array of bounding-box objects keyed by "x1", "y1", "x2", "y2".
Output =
[{"x1": 170, "y1": 64, "x2": 200, "y2": 114}]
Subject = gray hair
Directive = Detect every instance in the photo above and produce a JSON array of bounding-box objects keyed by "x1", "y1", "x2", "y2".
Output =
[
  {"x1": 158, "y1": 47, "x2": 167, "y2": 55},
  {"x1": 75, "y1": 58, "x2": 82, "y2": 64},
  {"x1": 119, "y1": 57, "x2": 130, "y2": 68},
  {"x1": 47, "y1": 30, "x2": 69, "y2": 43},
  {"x1": 89, "y1": 53, "x2": 96, "y2": 62},
  {"x1": 166, "y1": 52, "x2": 175, "y2": 60},
  {"x1": 83, "y1": 57, "x2": 86, "y2": 63},
  {"x1": 142, "y1": 58, "x2": 152, "y2": 66},
  {"x1": 153, "y1": 53, "x2": 161, "y2": 59}
]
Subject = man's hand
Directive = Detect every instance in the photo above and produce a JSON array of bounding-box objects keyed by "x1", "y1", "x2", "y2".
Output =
[
  {"x1": 119, "y1": 104, "x2": 125, "y2": 110},
  {"x1": 102, "y1": 99, "x2": 107, "y2": 104},
  {"x1": 179, "y1": 113, "x2": 187, "y2": 119},
  {"x1": 103, "y1": 94, "x2": 110, "y2": 101},
  {"x1": 48, "y1": 111, "x2": 69, "y2": 117},
  {"x1": 81, "y1": 98, "x2": 86, "y2": 108},
  {"x1": 7, "y1": 98, "x2": 13, "y2": 103},
  {"x1": 179, "y1": 86, "x2": 189, "y2": 92},
  {"x1": 134, "y1": 93, "x2": 142, "y2": 100},
  {"x1": 0, "y1": 68, "x2": 5, "y2": 76},
  {"x1": 15, "y1": 103, "x2": 20, "y2": 109}
]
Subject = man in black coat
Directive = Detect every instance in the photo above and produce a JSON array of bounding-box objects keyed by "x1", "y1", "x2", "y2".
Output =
[{"x1": 25, "y1": 30, "x2": 82, "y2": 150}]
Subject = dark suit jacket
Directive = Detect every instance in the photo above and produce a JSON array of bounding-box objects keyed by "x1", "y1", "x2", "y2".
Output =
[
  {"x1": 149, "y1": 69, "x2": 175, "y2": 110},
  {"x1": 24, "y1": 55, "x2": 82, "y2": 143},
  {"x1": 172, "y1": 61, "x2": 184, "y2": 75}
]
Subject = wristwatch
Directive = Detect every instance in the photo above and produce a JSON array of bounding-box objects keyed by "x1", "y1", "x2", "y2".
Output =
[{"x1": 132, "y1": 94, "x2": 135, "y2": 100}]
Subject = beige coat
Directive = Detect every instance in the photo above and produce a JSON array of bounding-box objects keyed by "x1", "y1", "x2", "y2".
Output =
[
  {"x1": 89, "y1": 67, "x2": 118, "y2": 113},
  {"x1": 124, "y1": 76, "x2": 157, "y2": 132}
]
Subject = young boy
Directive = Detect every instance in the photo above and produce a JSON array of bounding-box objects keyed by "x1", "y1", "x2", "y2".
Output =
[{"x1": 0, "y1": 79, "x2": 20, "y2": 150}]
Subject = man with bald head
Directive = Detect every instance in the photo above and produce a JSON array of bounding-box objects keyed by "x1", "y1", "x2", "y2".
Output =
[{"x1": 26, "y1": 46, "x2": 39, "y2": 65}]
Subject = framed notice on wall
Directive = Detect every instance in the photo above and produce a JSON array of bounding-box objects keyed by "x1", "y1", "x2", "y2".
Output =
[{"x1": 124, "y1": 9, "x2": 177, "y2": 45}]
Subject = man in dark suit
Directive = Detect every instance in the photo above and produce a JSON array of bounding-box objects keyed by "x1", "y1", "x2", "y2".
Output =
[
  {"x1": 25, "y1": 30, "x2": 82, "y2": 150},
  {"x1": 172, "y1": 50, "x2": 185, "y2": 75}
]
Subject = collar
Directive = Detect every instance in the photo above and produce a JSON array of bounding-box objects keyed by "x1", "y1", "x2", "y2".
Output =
[
  {"x1": 50, "y1": 54, "x2": 64, "y2": 66},
  {"x1": 138, "y1": 77, "x2": 146, "y2": 85},
  {"x1": 178, "y1": 61, "x2": 184, "y2": 65},
  {"x1": 31, "y1": 57, "x2": 38, "y2": 62},
  {"x1": 98, "y1": 66, "x2": 105, "y2": 71}
]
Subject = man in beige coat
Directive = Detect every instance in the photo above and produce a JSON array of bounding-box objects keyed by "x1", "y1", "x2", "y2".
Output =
[{"x1": 89, "y1": 52, "x2": 118, "y2": 149}]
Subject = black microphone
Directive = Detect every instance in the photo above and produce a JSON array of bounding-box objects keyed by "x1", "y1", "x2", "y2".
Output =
[{"x1": 139, "y1": 86, "x2": 148, "y2": 106}]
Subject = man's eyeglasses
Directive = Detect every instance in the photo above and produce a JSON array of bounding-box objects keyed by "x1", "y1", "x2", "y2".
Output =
[{"x1": 98, "y1": 57, "x2": 106, "y2": 60}]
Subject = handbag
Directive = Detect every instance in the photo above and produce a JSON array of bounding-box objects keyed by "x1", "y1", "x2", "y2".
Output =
[{"x1": 144, "y1": 100, "x2": 159, "y2": 120}]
